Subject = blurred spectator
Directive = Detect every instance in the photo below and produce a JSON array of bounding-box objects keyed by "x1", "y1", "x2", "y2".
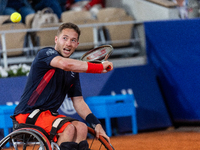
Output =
[
  {"x1": 30, "y1": 0, "x2": 62, "y2": 20},
  {"x1": 0, "y1": 0, "x2": 35, "y2": 23},
  {"x1": 173, "y1": 0, "x2": 188, "y2": 19},
  {"x1": 66, "y1": 0, "x2": 105, "y2": 11},
  {"x1": 83, "y1": 0, "x2": 105, "y2": 11},
  {"x1": 57, "y1": 0, "x2": 68, "y2": 12},
  {"x1": 64, "y1": 0, "x2": 105, "y2": 17}
]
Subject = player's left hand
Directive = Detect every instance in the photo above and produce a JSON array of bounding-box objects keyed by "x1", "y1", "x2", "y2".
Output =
[{"x1": 95, "y1": 124, "x2": 110, "y2": 143}]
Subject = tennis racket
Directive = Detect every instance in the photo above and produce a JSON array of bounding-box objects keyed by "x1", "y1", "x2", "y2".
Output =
[
  {"x1": 80, "y1": 45, "x2": 113, "y2": 71},
  {"x1": 80, "y1": 45, "x2": 113, "y2": 63}
]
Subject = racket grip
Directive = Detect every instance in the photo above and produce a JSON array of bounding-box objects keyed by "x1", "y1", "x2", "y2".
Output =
[{"x1": 106, "y1": 65, "x2": 111, "y2": 71}]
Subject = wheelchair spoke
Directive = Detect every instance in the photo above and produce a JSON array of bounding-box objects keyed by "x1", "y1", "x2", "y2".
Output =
[
  {"x1": 87, "y1": 127, "x2": 115, "y2": 150},
  {"x1": 0, "y1": 130, "x2": 47, "y2": 150},
  {"x1": 0, "y1": 126, "x2": 115, "y2": 150}
]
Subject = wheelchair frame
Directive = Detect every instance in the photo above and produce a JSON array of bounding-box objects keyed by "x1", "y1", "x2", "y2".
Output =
[{"x1": 0, "y1": 125, "x2": 115, "y2": 150}]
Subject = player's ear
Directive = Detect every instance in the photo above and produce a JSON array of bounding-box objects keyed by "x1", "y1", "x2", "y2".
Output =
[
  {"x1": 55, "y1": 36, "x2": 58, "y2": 44},
  {"x1": 75, "y1": 42, "x2": 79, "y2": 49}
]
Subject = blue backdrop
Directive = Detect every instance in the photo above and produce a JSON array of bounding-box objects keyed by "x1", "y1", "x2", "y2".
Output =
[
  {"x1": 0, "y1": 64, "x2": 172, "y2": 138},
  {"x1": 144, "y1": 19, "x2": 200, "y2": 123}
]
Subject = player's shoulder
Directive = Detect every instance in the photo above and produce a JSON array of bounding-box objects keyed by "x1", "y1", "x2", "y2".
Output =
[{"x1": 39, "y1": 47, "x2": 59, "y2": 56}]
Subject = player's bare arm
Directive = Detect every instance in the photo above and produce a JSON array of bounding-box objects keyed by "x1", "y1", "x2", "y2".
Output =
[
  {"x1": 50, "y1": 56, "x2": 113, "y2": 73},
  {"x1": 71, "y1": 96, "x2": 110, "y2": 142},
  {"x1": 50, "y1": 56, "x2": 88, "y2": 72},
  {"x1": 71, "y1": 96, "x2": 92, "y2": 119}
]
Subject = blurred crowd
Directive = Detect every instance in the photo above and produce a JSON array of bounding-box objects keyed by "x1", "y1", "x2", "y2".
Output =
[
  {"x1": 0, "y1": 0, "x2": 105, "y2": 23},
  {"x1": 0, "y1": 0, "x2": 191, "y2": 24},
  {"x1": 173, "y1": 0, "x2": 189, "y2": 19}
]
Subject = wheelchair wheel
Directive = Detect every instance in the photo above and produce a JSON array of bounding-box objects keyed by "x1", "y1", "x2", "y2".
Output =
[
  {"x1": 0, "y1": 126, "x2": 115, "y2": 150},
  {"x1": 87, "y1": 127, "x2": 115, "y2": 150},
  {"x1": 0, "y1": 128, "x2": 51, "y2": 150}
]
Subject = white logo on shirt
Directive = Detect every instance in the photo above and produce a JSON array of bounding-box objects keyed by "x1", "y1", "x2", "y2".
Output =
[
  {"x1": 59, "y1": 95, "x2": 76, "y2": 115},
  {"x1": 46, "y1": 48, "x2": 57, "y2": 56},
  {"x1": 71, "y1": 71, "x2": 75, "y2": 78}
]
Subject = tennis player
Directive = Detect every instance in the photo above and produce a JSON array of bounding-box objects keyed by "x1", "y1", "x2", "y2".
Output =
[{"x1": 13, "y1": 22, "x2": 113, "y2": 150}]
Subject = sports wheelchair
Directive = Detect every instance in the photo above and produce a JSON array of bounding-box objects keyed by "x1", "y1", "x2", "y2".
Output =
[{"x1": 0, "y1": 122, "x2": 115, "y2": 150}]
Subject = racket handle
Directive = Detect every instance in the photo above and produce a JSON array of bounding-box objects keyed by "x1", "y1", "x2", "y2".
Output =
[{"x1": 106, "y1": 65, "x2": 111, "y2": 71}]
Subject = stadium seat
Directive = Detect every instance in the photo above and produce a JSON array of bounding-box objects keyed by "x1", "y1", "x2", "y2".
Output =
[
  {"x1": 75, "y1": 19, "x2": 99, "y2": 51},
  {"x1": 97, "y1": 7, "x2": 134, "y2": 47},
  {"x1": 35, "y1": 23, "x2": 60, "y2": 49},
  {"x1": 0, "y1": 15, "x2": 10, "y2": 25},
  {"x1": 25, "y1": 13, "x2": 35, "y2": 28},
  {"x1": 97, "y1": 7, "x2": 127, "y2": 21},
  {"x1": 0, "y1": 23, "x2": 27, "y2": 57},
  {"x1": 25, "y1": 11, "x2": 60, "y2": 52},
  {"x1": 104, "y1": 16, "x2": 134, "y2": 47},
  {"x1": 61, "y1": 10, "x2": 94, "y2": 22},
  {"x1": 61, "y1": 10, "x2": 98, "y2": 50}
]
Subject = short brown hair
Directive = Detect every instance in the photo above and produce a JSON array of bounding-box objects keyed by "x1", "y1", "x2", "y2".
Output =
[{"x1": 57, "y1": 22, "x2": 81, "y2": 40}]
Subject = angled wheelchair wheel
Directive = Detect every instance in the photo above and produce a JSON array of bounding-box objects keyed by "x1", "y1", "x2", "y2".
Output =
[
  {"x1": 0, "y1": 128, "x2": 51, "y2": 150},
  {"x1": 87, "y1": 127, "x2": 115, "y2": 150},
  {"x1": 0, "y1": 126, "x2": 115, "y2": 150}
]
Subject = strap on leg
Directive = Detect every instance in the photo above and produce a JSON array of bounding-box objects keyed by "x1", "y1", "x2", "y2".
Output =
[
  {"x1": 78, "y1": 140, "x2": 89, "y2": 150},
  {"x1": 60, "y1": 142, "x2": 78, "y2": 150}
]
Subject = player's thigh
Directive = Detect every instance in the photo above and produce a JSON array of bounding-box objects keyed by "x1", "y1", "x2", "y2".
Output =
[{"x1": 71, "y1": 121, "x2": 88, "y2": 134}]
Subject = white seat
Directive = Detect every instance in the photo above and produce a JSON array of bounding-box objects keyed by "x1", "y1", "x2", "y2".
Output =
[
  {"x1": 97, "y1": 7, "x2": 127, "y2": 21},
  {"x1": 97, "y1": 7, "x2": 134, "y2": 47},
  {"x1": 0, "y1": 23, "x2": 27, "y2": 57},
  {"x1": 62, "y1": 10, "x2": 97, "y2": 50},
  {"x1": 61, "y1": 10, "x2": 93, "y2": 22},
  {"x1": 35, "y1": 23, "x2": 60, "y2": 49},
  {"x1": 0, "y1": 15, "x2": 10, "y2": 25}
]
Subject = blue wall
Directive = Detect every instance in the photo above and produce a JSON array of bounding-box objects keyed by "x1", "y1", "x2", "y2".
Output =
[
  {"x1": 0, "y1": 64, "x2": 172, "y2": 137},
  {"x1": 145, "y1": 19, "x2": 200, "y2": 123},
  {"x1": 80, "y1": 64, "x2": 172, "y2": 131}
]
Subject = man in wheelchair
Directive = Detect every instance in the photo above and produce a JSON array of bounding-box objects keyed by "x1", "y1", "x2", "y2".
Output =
[{"x1": 12, "y1": 22, "x2": 113, "y2": 150}]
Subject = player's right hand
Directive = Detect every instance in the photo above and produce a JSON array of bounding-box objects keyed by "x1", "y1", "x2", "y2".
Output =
[{"x1": 102, "y1": 61, "x2": 113, "y2": 73}]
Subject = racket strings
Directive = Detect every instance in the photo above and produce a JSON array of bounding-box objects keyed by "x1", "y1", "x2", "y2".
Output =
[
  {"x1": 80, "y1": 45, "x2": 113, "y2": 63},
  {"x1": 87, "y1": 47, "x2": 112, "y2": 62}
]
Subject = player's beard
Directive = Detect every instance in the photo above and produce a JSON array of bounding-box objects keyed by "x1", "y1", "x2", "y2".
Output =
[{"x1": 55, "y1": 43, "x2": 73, "y2": 58}]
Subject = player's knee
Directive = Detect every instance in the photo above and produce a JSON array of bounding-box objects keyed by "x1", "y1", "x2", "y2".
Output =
[
  {"x1": 64, "y1": 124, "x2": 76, "y2": 137},
  {"x1": 76, "y1": 122, "x2": 88, "y2": 134}
]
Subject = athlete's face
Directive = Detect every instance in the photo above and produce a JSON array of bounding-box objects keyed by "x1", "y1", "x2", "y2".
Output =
[{"x1": 55, "y1": 28, "x2": 79, "y2": 58}]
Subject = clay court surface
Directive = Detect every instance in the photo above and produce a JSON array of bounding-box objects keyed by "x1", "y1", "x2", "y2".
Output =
[
  {"x1": 2, "y1": 127, "x2": 200, "y2": 150},
  {"x1": 108, "y1": 127, "x2": 200, "y2": 150}
]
